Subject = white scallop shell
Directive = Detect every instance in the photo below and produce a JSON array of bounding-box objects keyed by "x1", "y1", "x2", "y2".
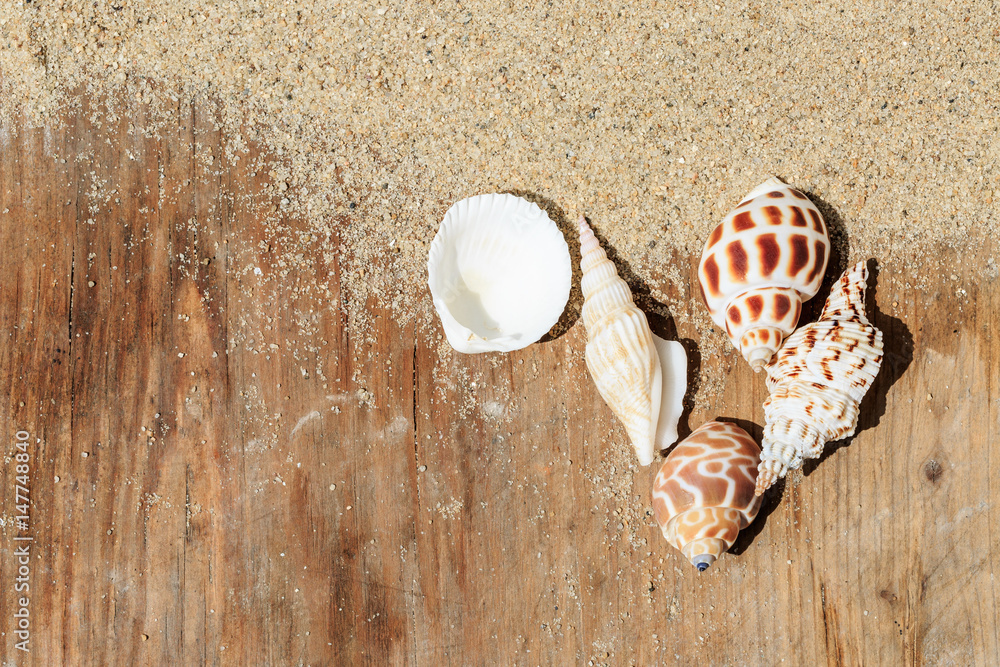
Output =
[{"x1": 428, "y1": 194, "x2": 572, "y2": 353}]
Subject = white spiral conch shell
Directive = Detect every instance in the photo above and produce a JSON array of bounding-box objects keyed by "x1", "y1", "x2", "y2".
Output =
[
  {"x1": 651, "y1": 421, "x2": 763, "y2": 571},
  {"x1": 427, "y1": 194, "x2": 572, "y2": 353},
  {"x1": 699, "y1": 177, "x2": 831, "y2": 371},
  {"x1": 579, "y1": 216, "x2": 687, "y2": 466},
  {"x1": 755, "y1": 261, "x2": 884, "y2": 495}
]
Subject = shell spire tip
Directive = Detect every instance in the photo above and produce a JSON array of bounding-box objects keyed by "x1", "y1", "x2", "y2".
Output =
[
  {"x1": 693, "y1": 555, "x2": 715, "y2": 572},
  {"x1": 754, "y1": 464, "x2": 780, "y2": 496}
]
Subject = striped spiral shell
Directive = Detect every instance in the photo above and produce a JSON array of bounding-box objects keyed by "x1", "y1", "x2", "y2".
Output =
[
  {"x1": 699, "y1": 178, "x2": 831, "y2": 371},
  {"x1": 579, "y1": 217, "x2": 686, "y2": 466},
  {"x1": 755, "y1": 261, "x2": 884, "y2": 495},
  {"x1": 651, "y1": 421, "x2": 762, "y2": 571}
]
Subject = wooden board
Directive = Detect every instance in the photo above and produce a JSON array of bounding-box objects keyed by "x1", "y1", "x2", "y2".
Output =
[{"x1": 0, "y1": 98, "x2": 997, "y2": 665}]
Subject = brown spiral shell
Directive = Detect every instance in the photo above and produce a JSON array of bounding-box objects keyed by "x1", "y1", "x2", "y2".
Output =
[{"x1": 651, "y1": 421, "x2": 762, "y2": 571}]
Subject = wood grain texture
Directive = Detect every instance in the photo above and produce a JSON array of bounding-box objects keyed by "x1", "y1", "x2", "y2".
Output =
[{"x1": 0, "y1": 98, "x2": 998, "y2": 666}]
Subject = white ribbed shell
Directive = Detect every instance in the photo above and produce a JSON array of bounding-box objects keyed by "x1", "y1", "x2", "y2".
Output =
[
  {"x1": 755, "y1": 261, "x2": 884, "y2": 495},
  {"x1": 579, "y1": 217, "x2": 686, "y2": 466}
]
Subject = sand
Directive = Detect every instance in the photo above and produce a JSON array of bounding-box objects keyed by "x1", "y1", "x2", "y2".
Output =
[{"x1": 1, "y1": 1, "x2": 997, "y2": 324}]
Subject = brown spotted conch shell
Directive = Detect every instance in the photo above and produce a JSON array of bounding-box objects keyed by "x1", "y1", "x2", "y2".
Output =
[
  {"x1": 579, "y1": 216, "x2": 687, "y2": 467},
  {"x1": 651, "y1": 421, "x2": 762, "y2": 571},
  {"x1": 755, "y1": 261, "x2": 884, "y2": 495},
  {"x1": 698, "y1": 177, "x2": 831, "y2": 371}
]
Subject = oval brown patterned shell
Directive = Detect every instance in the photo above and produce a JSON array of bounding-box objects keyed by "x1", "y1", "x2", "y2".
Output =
[
  {"x1": 651, "y1": 421, "x2": 762, "y2": 571},
  {"x1": 755, "y1": 260, "x2": 884, "y2": 495},
  {"x1": 698, "y1": 177, "x2": 831, "y2": 371}
]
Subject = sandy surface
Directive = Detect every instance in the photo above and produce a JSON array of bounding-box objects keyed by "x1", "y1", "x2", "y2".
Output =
[{"x1": 1, "y1": 1, "x2": 997, "y2": 323}]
